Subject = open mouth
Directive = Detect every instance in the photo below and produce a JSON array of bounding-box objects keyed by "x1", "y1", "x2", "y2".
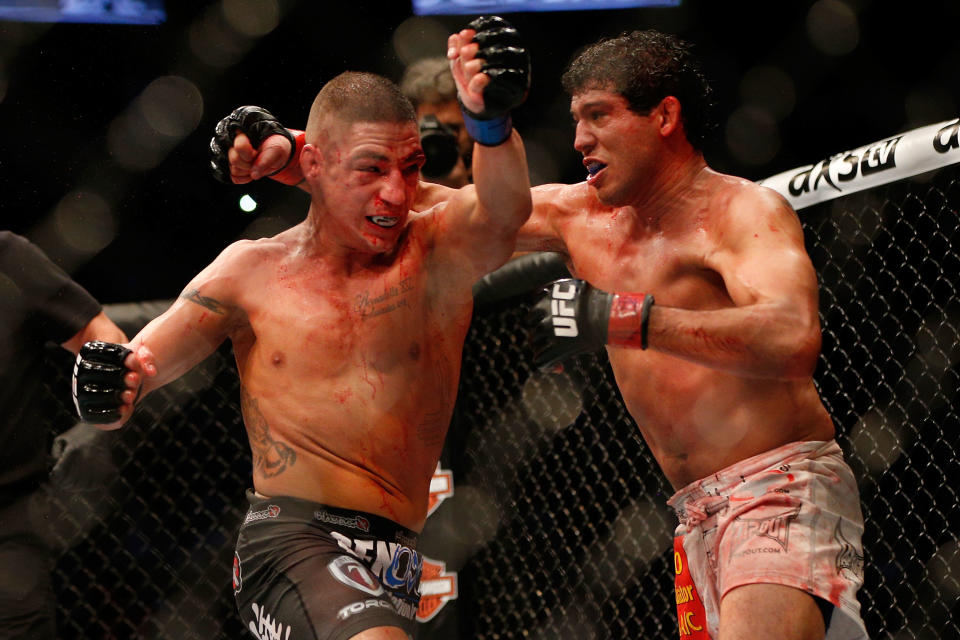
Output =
[
  {"x1": 368, "y1": 216, "x2": 399, "y2": 228},
  {"x1": 585, "y1": 161, "x2": 607, "y2": 182}
]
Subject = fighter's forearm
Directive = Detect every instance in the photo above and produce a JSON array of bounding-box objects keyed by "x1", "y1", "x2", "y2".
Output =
[
  {"x1": 530, "y1": 281, "x2": 820, "y2": 378},
  {"x1": 635, "y1": 301, "x2": 822, "y2": 379},
  {"x1": 470, "y1": 130, "x2": 532, "y2": 233},
  {"x1": 130, "y1": 294, "x2": 232, "y2": 395}
]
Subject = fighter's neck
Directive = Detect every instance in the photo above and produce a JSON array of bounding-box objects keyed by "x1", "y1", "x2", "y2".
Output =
[
  {"x1": 289, "y1": 209, "x2": 402, "y2": 275},
  {"x1": 622, "y1": 152, "x2": 712, "y2": 228}
]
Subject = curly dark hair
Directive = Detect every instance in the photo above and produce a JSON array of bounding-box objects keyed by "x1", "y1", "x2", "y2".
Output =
[{"x1": 561, "y1": 30, "x2": 716, "y2": 149}]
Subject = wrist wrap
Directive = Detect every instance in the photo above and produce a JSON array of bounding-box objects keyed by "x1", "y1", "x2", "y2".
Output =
[
  {"x1": 268, "y1": 130, "x2": 306, "y2": 185},
  {"x1": 608, "y1": 293, "x2": 656, "y2": 350},
  {"x1": 460, "y1": 108, "x2": 512, "y2": 146}
]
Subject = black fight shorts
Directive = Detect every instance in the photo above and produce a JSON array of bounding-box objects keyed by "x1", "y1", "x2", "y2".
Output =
[{"x1": 234, "y1": 490, "x2": 422, "y2": 640}]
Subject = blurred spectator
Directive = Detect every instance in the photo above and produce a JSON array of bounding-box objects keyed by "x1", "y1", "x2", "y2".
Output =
[
  {"x1": 0, "y1": 231, "x2": 126, "y2": 639},
  {"x1": 400, "y1": 56, "x2": 473, "y2": 187}
]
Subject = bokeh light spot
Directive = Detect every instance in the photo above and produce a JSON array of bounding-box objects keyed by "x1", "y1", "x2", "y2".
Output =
[
  {"x1": 221, "y1": 0, "x2": 280, "y2": 38},
  {"x1": 807, "y1": 0, "x2": 860, "y2": 56}
]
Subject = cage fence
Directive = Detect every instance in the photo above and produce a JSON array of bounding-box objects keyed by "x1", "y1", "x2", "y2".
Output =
[{"x1": 35, "y1": 161, "x2": 960, "y2": 639}]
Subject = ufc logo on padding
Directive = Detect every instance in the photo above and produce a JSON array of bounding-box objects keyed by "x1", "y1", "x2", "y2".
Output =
[{"x1": 550, "y1": 283, "x2": 578, "y2": 337}]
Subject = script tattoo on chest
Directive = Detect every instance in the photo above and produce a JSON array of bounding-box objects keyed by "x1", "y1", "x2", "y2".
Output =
[
  {"x1": 354, "y1": 277, "x2": 414, "y2": 319},
  {"x1": 241, "y1": 389, "x2": 296, "y2": 478},
  {"x1": 182, "y1": 288, "x2": 227, "y2": 314}
]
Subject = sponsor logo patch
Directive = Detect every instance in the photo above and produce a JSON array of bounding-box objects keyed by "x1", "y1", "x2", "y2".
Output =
[
  {"x1": 416, "y1": 556, "x2": 458, "y2": 623},
  {"x1": 427, "y1": 463, "x2": 454, "y2": 517},
  {"x1": 834, "y1": 518, "x2": 864, "y2": 582},
  {"x1": 329, "y1": 555, "x2": 385, "y2": 596},
  {"x1": 232, "y1": 552, "x2": 243, "y2": 595},
  {"x1": 337, "y1": 598, "x2": 395, "y2": 621},
  {"x1": 732, "y1": 505, "x2": 801, "y2": 552},
  {"x1": 248, "y1": 601, "x2": 292, "y2": 640},
  {"x1": 244, "y1": 504, "x2": 281, "y2": 524},
  {"x1": 673, "y1": 537, "x2": 709, "y2": 638},
  {"x1": 314, "y1": 509, "x2": 371, "y2": 532}
]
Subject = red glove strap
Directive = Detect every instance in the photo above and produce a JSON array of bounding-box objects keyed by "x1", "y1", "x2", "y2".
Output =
[
  {"x1": 269, "y1": 130, "x2": 306, "y2": 186},
  {"x1": 607, "y1": 292, "x2": 655, "y2": 350}
]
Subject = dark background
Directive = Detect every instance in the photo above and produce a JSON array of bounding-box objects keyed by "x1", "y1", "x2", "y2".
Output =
[{"x1": 1, "y1": 0, "x2": 957, "y2": 303}]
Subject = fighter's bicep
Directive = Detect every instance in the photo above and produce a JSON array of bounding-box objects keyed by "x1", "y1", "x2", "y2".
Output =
[
  {"x1": 719, "y1": 242, "x2": 819, "y2": 311},
  {"x1": 712, "y1": 199, "x2": 819, "y2": 311},
  {"x1": 130, "y1": 293, "x2": 235, "y2": 390},
  {"x1": 428, "y1": 187, "x2": 520, "y2": 276}
]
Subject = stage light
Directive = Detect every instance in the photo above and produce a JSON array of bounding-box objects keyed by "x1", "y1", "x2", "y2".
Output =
[{"x1": 239, "y1": 194, "x2": 258, "y2": 213}]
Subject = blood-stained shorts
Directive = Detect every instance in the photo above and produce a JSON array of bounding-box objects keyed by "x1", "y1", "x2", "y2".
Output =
[
  {"x1": 667, "y1": 440, "x2": 868, "y2": 640},
  {"x1": 233, "y1": 491, "x2": 422, "y2": 640}
]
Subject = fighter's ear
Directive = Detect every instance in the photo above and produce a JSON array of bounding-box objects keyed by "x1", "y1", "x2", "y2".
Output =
[
  {"x1": 300, "y1": 143, "x2": 322, "y2": 180},
  {"x1": 656, "y1": 96, "x2": 682, "y2": 138}
]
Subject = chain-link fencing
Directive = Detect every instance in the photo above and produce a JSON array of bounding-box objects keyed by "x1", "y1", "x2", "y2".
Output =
[{"x1": 36, "y1": 163, "x2": 959, "y2": 638}]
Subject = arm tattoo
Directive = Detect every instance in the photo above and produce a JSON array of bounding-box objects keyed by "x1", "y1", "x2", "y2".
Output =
[
  {"x1": 182, "y1": 288, "x2": 228, "y2": 315},
  {"x1": 241, "y1": 389, "x2": 296, "y2": 478}
]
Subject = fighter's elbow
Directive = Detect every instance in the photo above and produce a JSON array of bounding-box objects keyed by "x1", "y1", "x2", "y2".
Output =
[{"x1": 777, "y1": 323, "x2": 822, "y2": 379}]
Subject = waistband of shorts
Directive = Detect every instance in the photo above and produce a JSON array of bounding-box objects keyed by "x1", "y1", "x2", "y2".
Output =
[
  {"x1": 243, "y1": 489, "x2": 419, "y2": 545},
  {"x1": 667, "y1": 439, "x2": 840, "y2": 509}
]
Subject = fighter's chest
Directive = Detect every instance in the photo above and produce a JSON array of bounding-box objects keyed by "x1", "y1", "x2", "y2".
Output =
[
  {"x1": 565, "y1": 227, "x2": 726, "y2": 308},
  {"x1": 244, "y1": 267, "x2": 430, "y2": 358}
]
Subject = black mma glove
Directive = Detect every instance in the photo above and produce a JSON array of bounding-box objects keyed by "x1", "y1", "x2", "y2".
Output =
[
  {"x1": 209, "y1": 105, "x2": 297, "y2": 184},
  {"x1": 72, "y1": 341, "x2": 133, "y2": 424},
  {"x1": 527, "y1": 278, "x2": 614, "y2": 371},
  {"x1": 460, "y1": 15, "x2": 531, "y2": 146}
]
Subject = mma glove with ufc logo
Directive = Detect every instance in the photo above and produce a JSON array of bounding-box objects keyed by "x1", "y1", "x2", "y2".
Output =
[{"x1": 527, "y1": 278, "x2": 654, "y2": 371}]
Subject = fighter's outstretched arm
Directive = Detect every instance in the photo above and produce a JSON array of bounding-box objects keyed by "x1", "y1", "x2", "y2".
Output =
[
  {"x1": 426, "y1": 16, "x2": 533, "y2": 277},
  {"x1": 72, "y1": 245, "x2": 247, "y2": 429},
  {"x1": 529, "y1": 188, "x2": 822, "y2": 379}
]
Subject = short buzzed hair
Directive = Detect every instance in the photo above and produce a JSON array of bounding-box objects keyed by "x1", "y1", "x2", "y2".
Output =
[{"x1": 306, "y1": 72, "x2": 418, "y2": 143}]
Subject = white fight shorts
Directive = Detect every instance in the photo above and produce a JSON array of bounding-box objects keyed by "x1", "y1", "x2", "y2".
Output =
[{"x1": 668, "y1": 440, "x2": 869, "y2": 640}]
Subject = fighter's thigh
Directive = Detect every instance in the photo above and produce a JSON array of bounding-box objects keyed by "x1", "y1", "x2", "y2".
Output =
[
  {"x1": 237, "y1": 551, "x2": 410, "y2": 640},
  {"x1": 718, "y1": 583, "x2": 823, "y2": 640},
  {"x1": 348, "y1": 627, "x2": 412, "y2": 640}
]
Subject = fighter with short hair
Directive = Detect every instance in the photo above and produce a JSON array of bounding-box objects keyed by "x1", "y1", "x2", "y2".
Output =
[{"x1": 73, "y1": 17, "x2": 532, "y2": 640}]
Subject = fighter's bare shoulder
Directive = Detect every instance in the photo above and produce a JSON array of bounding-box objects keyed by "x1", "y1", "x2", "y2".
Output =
[
  {"x1": 210, "y1": 234, "x2": 290, "y2": 272},
  {"x1": 184, "y1": 231, "x2": 295, "y2": 301},
  {"x1": 531, "y1": 181, "x2": 604, "y2": 219},
  {"x1": 708, "y1": 173, "x2": 807, "y2": 249}
]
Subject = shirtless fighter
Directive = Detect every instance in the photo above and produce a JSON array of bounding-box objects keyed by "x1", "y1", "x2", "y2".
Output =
[
  {"x1": 70, "y1": 18, "x2": 531, "y2": 640},
  {"x1": 216, "y1": 28, "x2": 868, "y2": 640}
]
